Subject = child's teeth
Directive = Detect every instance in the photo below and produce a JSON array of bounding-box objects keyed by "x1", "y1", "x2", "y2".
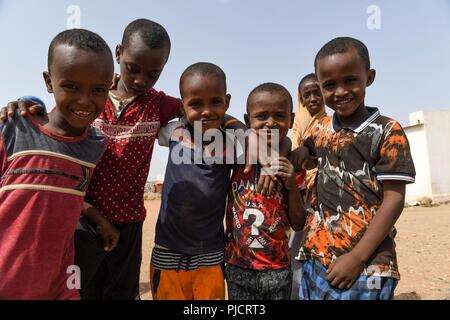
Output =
[{"x1": 74, "y1": 110, "x2": 91, "y2": 116}]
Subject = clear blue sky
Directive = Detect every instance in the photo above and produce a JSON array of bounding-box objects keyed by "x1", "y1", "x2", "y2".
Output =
[{"x1": 1, "y1": 0, "x2": 449, "y2": 180}]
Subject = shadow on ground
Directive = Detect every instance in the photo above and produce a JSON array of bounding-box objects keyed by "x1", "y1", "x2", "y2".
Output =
[{"x1": 395, "y1": 291, "x2": 421, "y2": 300}]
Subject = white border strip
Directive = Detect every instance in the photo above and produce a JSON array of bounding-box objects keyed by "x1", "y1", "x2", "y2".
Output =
[
  {"x1": 377, "y1": 174, "x2": 415, "y2": 183},
  {"x1": 7, "y1": 150, "x2": 96, "y2": 168},
  {"x1": 0, "y1": 184, "x2": 86, "y2": 197}
]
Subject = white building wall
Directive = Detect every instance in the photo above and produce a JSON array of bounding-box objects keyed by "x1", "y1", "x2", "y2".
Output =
[
  {"x1": 422, "y1": 111, "x2": 450, "y2": 201},
  {"x1": 404, "y1": 123, "x2": 432, "y2": 201},
  {"x1": 404, "y1": 110, "x2": 450, "y2": 202}
]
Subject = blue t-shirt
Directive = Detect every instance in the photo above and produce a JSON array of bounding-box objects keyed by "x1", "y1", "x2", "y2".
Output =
[{"x1": 155, "y1": 119, "x2": 241, "y2": 255}]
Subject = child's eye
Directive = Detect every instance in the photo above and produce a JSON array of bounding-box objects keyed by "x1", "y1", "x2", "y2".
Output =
[
  {"x1": 126, "y1": 64, "x2": 140, "y2": 74},
  {"x1": 188, "y1": 102, "x2": 201, "y2": 109},
  {"x1": 93, "y1": 87, "x2": 108, "y2": 94},
  {"x1": 211, "y1": 99, "x2": 223, "y2": 105},
  {"x1": 346, "y1": 78, "x2": 357, "y2": 84},
  {"x1": 254, "y1": 114, "x2": 267, "y2": 120},
  {"x1": 322, "y1": 83, "x2": 335, "y2": 90},
  {"x1": 62, "y1": 84, "x2": 77, "y2": 91}
]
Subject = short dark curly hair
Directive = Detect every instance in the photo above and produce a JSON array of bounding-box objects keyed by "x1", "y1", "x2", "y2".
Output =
[
  {"x1": 179, "y1": 62, "x2": 227, "y2": 98},
  {"x1": 48, "y1": 28, "x2": 112, "y2": 71},
  {"x1": 314, "y1": 37, "x2": 370, "y2": 71},
  {"x1": 121, "y1": 18, "x2": 171, "y2": 54},
  {"x1": 247, "y1": 82, "x2": 293, "y2": 113}
]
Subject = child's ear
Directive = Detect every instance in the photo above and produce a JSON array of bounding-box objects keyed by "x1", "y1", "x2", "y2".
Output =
[
  {"x1": 290, "y1": 112, "x2": 295, "y2": 129},
  {"x1": 115, "y1": 45, "x2": 122, "y2": 64},
  {"x1": 179, "y1": 101, "x2": 186, "y2": 116},
  {"x1": 366, "y1": 69, "x2": 376, "y2": 87},
  {"x1": 43, "y1": 71, "x2": 53, "y2": 93},
  {"x1": 225, "y1": 94, "x2": 231, "y2": 111},
  {"x1": 244, "y1": 113, "x2": 250, "y2": 127}
]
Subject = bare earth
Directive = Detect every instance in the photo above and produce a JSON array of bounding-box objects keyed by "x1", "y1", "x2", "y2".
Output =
[{"x1": 139, "y1": 200, "x2": 450, "y2": 300}]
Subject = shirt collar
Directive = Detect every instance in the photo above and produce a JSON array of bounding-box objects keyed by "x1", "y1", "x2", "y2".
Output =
[{"x1": 331, "y1": 106, "x2": 380, "y2": 133}]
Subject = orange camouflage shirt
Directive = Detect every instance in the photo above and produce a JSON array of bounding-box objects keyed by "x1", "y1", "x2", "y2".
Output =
[{"x1": 298, "y1": 107, "x2": 415, "y2": 279}]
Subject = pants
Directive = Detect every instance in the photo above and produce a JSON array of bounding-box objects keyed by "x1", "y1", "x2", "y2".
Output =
[
  {"x1": 299, "y1": 258, "x2": 398, "y2": 300},
  {"x1": 225, "y1": 264, "x2": 292, "y2": 300},
  {"x1": 74, "y1": 218, "x2": 143, "y2": 300},
  {"x1": 289, "y1": 230, "x2": 304, "y2": 300}
]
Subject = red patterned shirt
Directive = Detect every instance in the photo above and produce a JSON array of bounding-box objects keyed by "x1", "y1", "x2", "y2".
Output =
[
  {"x1": 87, "y1": 88, "x2": 180, "y2": 223},
  {"x1": 225, "y1": 165, "x2": 291, "y2": 270}
]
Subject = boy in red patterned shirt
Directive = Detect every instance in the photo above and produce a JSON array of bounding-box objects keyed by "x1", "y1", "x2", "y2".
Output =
[{"x1": 225, "y1": 83, "x2": 306, "y2": 300}]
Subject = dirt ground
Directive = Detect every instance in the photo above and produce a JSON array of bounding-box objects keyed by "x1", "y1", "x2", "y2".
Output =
[{"x1": 139, "y1": 200, "x2": 450, "y2": 300}]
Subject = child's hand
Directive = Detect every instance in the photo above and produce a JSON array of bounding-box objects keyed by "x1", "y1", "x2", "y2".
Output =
[
  {"x1": 83, "y1": 202, "x2": 120, "y2": 252},
  {"x1": 256, "y1": 170, "x2": 282, "y2": 196},
  {"x1": 110, "y1": 74, "x2": 120, "y2": 90},
  {"x1": 270, "y1": 157, "x2": 296, "y2": 191},
  {"x1": 244, "y1": 129, "x2": 272, "y2": 174},
  {"x1": 245, "y1": 129, "x2": 280, "y2": 196},
  {"x1": 290, "y1": 146, "x2": 316, "y2": 172},
  {"x1": 326, "y1": 252, "x2": 365, "y2": 289},
  {"x1": 96, "y1": 219, "x2": 120, "y2": 252},
  {"x1": 0, "y1": 99, "x2": 45, "y2": 121}
]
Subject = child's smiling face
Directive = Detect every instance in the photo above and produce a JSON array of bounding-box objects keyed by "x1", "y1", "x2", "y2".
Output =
[
  {"x1": 245, "y1": 91, "x2": 294, "y2": 145},
  {"x1": 180, "y1": 73, "x2": 230, "y2": 134},
  {"x1": 316, "y1": 48, "x2": 375, "y2": 118},
  {"x1": 116, "y1": 33, "x2": 169, "y2": 98},
  {"x1": 43, "y1": 44, "x2": 113, "y2": 136}
]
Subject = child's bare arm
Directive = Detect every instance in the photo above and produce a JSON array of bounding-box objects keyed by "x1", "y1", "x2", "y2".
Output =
[
  {"x1": 222, "y1": 114, "x2": 246, "y2": 131},
  {"x1": 82, "y1": 201, "x2": 120, "y2": 252},
  {"x1": 286, "y1": 181, "x2": 306, "y2": 231},
  {"x1": 326, "y1": 180, "x2": 406, "y2": 289},
  {"x1": 271, "y1": 157, "x2": 306, "y2": 231}
]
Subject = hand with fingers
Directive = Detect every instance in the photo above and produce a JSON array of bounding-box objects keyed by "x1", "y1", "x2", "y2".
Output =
[
  {"x1": 244, "y1": 128, "x2": 281, "y2": 196},
  {"x1": 289, "y1": 146, "x2": 317, "y2": 172},
  {"x1": 110, "y1": 74, "x2": 120, "y2": 91},
  {"x1": 0, "y1": 96, "x2": 46, "y2": 121},
  {"x1": 96, "y1": 219, "x2": 120, "y2": 252},
  {"x1": 256, "y1": 168, "x2": 283, "y2": 197},
  {"x1": 326, "y1": 252, "x2": 366, "y2": 289},
  {"x1": 82, "y1": 202, "x2": 120, "y2": 252},
  {"x1": 270, "y1": 157, "x2": 297, "y2": 191}
]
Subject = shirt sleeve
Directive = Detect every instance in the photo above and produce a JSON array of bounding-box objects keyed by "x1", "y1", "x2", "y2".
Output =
[
  {"x1": 158, "y1": 119, "x2": 183, "y2": 147},
  {"x1": 159, "y1": 92, "x2": 182, "y2": 127},
  {"x1": 374, "y1": 120, "x2": 416, "y2": 183}
]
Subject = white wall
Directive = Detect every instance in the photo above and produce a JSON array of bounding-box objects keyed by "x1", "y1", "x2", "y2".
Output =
[
  {"x1": 404, "y1": 122, "x2": 432, "y2": 201},
  {"x1": 423, "y1": 111, "x2": 450, "y2": 200},
  {"x1": 404, "y1": 110, "x2": 450, "y2": 202}
]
